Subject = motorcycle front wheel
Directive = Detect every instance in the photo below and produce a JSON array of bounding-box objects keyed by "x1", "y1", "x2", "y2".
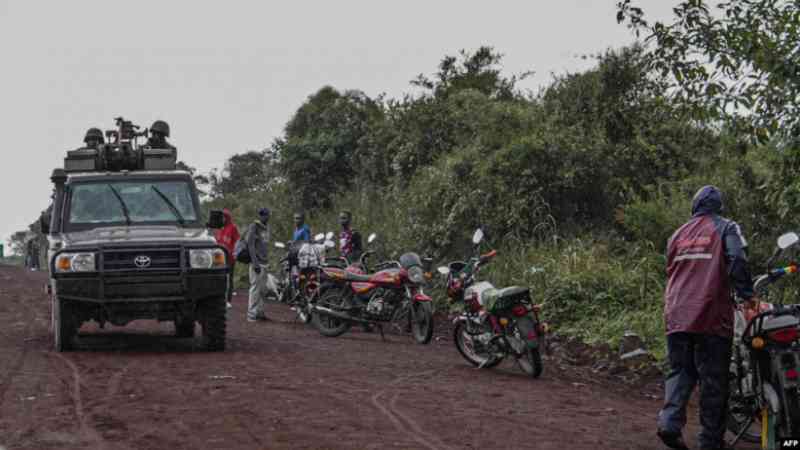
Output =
[
  {"x1": 312, "y1": 286, "x2": 352, "y2": 337},
  {"x1": 453, "y1": 320, "x2": 502, "y2": 369},
  {"x1": 516, "y1": 347, "x2": 543, "y2": 378},
  {"x1": 411, "y1": 301, "x2": 434, "y2": 345}
]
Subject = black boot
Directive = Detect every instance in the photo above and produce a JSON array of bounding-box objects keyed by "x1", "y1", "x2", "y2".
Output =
[{"x1": 656, "y1": 429, "x2": 689, "y2": 450}]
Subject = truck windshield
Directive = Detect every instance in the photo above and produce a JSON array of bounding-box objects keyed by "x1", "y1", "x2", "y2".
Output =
[{"x1": 67, "y1": 180, "x2": 198, "y2": 229}]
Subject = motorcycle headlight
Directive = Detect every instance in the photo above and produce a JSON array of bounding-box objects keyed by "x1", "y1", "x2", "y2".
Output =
[
  {"x1": 55, "y1": 252, "x2": 96, "y2": 273},
  {"x1": 189, "y1": 249, "x2": 226, "y2": 269},
  {"x1": 408, "y1": 266, "x2": 425, "y2": 285}
]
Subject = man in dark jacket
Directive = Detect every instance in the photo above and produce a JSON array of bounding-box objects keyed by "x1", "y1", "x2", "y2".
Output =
[
  {"x1": 657, "y1": 185, "x2": 757, "y2": 450},
  {"x1": 247, "y1": 208, "x2": 271, "y2": 321}
]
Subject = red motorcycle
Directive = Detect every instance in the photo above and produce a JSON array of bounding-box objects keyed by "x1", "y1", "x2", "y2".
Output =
[
  {"x1": 311, "y1": 234, "x2": 435, "y2": 344},
  {"x1": 438, "y1": 228, "x2": 547, "y2": 378}
]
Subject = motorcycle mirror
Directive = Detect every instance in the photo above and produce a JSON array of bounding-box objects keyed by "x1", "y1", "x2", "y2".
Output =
[
  {"x1": 274, "y1": 242, "x2": 286, "y2": 249},
  {"x1": 326, "y1": 231, "x2": 334, "y2": 240},
  {"x1": 324, "y1": 240, "x2": 335, "y2": 249},
  {"x1": 778, "y1": 232, "x2": 799, "y2": 250},
  {"x1": 437, "y1": 266, "x2": 449, "y2": 275},
  {"x1": 368, "y1": 233, "x2": 377, "y2": 244},
  {"x1": 314, "y1": 233, "x2": 325, "y2": 242},
  {"x1": 472, "y1": 228, "x2": 484, "y2": 245}
]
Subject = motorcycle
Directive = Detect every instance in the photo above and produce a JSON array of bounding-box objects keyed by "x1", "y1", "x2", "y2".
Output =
[
  {"x1": 273, "y1": 232, "x2": 336, "y2": 323},
  {"x1": 311, "y1": 233, "x2": 435, "y2": 344},
  {"x1": 437, "y1": 228, "x2": 546, "y2": 378},
  {"x1": 727, "y1": 231, "x2": 800, "y2": 449}
]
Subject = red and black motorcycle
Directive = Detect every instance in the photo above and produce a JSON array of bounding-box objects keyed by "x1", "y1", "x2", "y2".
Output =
[
  {"x1": 438, "y1": 228, "x2": 547, "y2": 378},
  {"x1": 311, "y1": 234, "x2": 435, "y2": 344}
]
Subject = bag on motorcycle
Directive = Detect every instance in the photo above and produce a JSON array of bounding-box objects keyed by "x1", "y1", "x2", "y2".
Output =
[{"x1": 297, "y1": 243, "x2": 322, "y2": 269}]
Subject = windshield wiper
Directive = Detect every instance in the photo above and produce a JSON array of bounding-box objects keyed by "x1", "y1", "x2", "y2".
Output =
[
  {"x1": 151, "y1": 186, "x2": 185, "y2": 227},
  {"x1": 106, "y1": 184, "x2": 132, "y2": 226}
]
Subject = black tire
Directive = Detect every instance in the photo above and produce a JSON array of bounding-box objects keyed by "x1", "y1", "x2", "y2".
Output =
[
  {"x1": 453, "y1": 320, "x2": 502, "y2": 368},
  {"x1": 174, "y1": 317, "x2": 195, "y2": 338},
  {"x1": 53, "y1": 297, "x2": 77, "y2": 352},
  {"x1": 517, "y1": 347, "x2": 544, "y2": 378},
  {"x1": 199, "y1": 297, "x2": 226, "y2": 351},
  {"x1": 725, "y1": 374, "x2": 760, "y2": 444},
  {"x1": 411, "y1": 301, "x2": 434, "y2": 345},
  {"x1": 312, "y1": 287, "x2": 352, "y2": 338}
]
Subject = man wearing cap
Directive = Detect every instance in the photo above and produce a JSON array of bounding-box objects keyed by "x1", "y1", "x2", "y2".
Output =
[
  {"x1": 246, "y1": 208, "x2": 271, "y2": 322},
  {"x1": 657, "y1": 185, "x2": 758, "y2": 450}
]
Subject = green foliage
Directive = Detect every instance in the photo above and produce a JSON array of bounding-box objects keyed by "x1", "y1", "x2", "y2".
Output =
[
  {"x1": 617, "y1": 0, "x2": 800, "y2": 141},
  {"x1": 275, "y1": 87, "x2": 385, "y2": 209},
  {"x1": 203, "y1": 44, "x2": 800, "y2": 359}
]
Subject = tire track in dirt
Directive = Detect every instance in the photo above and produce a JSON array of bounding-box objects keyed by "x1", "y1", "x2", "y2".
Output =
[
  {"x1": 0, "y1": 271, "x2": 37, "y2": 416},
  {"x1": 51, "y1": 352, "x2": 109, "y2": 450},
  {"x1": 370, "y1": 370, "x2": 454, "y2": 450}
]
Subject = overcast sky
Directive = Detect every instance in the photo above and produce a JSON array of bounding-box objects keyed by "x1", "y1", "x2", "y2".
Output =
[{"x1": 0, "y1": 0, "x2": 676, "y2": 250}]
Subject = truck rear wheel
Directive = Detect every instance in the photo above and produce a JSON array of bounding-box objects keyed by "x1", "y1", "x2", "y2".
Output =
[
  {"x1": 199, "y1": 297, "x2": 226, "y2": 351},
  {"x1": 53, "y1": 297, "x2": 77, "y2": 352}
]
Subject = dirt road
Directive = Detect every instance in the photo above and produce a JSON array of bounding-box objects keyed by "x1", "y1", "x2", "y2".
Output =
[{"x1": 0, "y1": 265, "x2": 750, "y2": 449}]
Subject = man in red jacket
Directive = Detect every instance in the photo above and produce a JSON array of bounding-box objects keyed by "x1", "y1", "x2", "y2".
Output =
[
  {"x1": 215, "y1": 208, "x2": 240, "y2": 308},
  {"x1": 657, "y1": 186, "x2": 758, "y2": 450}
]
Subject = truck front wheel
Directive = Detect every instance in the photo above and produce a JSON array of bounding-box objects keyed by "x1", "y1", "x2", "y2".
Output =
[
  {"x1": 53, "y1": 297, "x2": 77, "y2": 352},
  {"x1": 199, "y1": 297, "x2": 226, "y2": 351}
]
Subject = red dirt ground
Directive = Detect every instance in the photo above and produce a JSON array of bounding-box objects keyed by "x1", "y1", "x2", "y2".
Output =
[{"x1": 0, "y1": 265, "x2": 757, "y2": 449}]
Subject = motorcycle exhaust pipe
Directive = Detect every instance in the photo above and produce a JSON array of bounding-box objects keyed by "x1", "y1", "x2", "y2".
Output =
[{"x1": 311, "y1": 305, "x2": 372, "y2": 325}]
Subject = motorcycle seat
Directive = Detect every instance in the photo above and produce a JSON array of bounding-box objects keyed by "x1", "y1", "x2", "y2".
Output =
[
  {"x1": 761, "y1": 314, "x2": 800, "y2": 332},
  {"x1": 496, "y1": 286, "x2": 529, "y2": 299}
]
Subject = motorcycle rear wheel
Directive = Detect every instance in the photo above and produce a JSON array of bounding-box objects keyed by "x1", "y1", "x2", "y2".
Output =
[
  {"x1": 312, "y1": 286, "x2": 352, "y2": 337},
  {"x1": 453, "y1": 320, "x2": 502, "y2": 369},
  {"x1": 725, "y1": 375, "x2": 760, "y2": 444},
  {"x1": 411, "y1": 302, "x2": 433, "y2": 345}
]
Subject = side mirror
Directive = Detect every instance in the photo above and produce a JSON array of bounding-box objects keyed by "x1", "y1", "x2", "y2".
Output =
[
  {"x1": 314, "y1": 233, "x2": 325, "y2": 242},
  {"x1": 326, "y1": 231, "x2": 334, "y2": 240},
  {"x1": 367, "y1": 233, "x2": 377, "y2": 244},
  {"x1": 39, "y1": 212, "x2": 51, "y2": 235},
  {"x1": 472, "y1": 228, "x2": 484, "y2": 245},
  {"x1": 437, "y1": 266, "x2": 449, "y2": 275},
  {"x1": 778, "y1": 232, "x2": 799, "y2": 250},
  {"x1": 207, "y1": 209, "x2": 225, "y2": 229},
  {"x1": 274, "y1": 242, "x2": 286, "y2": 249}
]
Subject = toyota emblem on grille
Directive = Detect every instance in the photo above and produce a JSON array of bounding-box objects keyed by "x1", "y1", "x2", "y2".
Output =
[{"x1": 134, "y1": 255, "x2": 152, "y2": 268}]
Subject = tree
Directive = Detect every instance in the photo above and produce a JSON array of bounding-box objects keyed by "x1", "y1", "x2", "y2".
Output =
[
  {"x1": 617, "y1": 0, "x2": 800, "y2": 141},
  {"x1": 8, "y1": 231, "x2": 28, "y2": 255},
  {"x1": 277, "y1": 86, "x2": 384, "y2": 209},
  {"x1": 207, "y1": 150, "x2": 279, "y2": 198},
  {"x1": 411, "y1": 46, "x2": 531, "y2": 101}
]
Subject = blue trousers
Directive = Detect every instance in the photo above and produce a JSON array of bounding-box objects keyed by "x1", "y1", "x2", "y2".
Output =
[{"x1": 658, "y1": 332, "x2": 732, "y2": 449}]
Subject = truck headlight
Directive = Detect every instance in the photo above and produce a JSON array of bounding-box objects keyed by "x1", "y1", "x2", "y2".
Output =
[
  {"x1": 189, "y1": 249, "x2": 226, "y2": 269},
  {"x1": 55, "y1": 253, "x2": 96, "y2": 273}
]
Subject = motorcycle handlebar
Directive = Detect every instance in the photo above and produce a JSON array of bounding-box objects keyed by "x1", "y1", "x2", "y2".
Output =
[{"x1": 478, "y1": 249, "x2": 497, "y2": 265}]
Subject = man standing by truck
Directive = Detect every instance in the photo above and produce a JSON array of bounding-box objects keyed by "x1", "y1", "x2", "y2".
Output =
[
  {"x1": 215, "y1": 208, "x2": 240, "y2": 309},
  {"x1": 246, "y1": 208, "x2": 271, "y2": 322}
]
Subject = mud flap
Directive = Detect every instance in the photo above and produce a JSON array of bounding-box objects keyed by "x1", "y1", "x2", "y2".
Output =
[{"x1": 515, "y1": 316, "x2": 539, "y2": 349}]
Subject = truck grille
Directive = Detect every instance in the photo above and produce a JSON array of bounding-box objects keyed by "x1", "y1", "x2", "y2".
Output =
[{"x1": 103, "y1": 248, "x2": 182, "y2": 271}]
